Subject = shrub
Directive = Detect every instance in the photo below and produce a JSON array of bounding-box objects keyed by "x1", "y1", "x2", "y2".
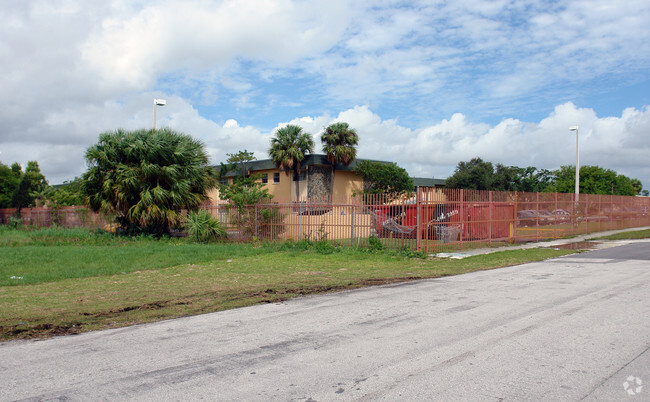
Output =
[
  {"x1": 367, "y1": 235, "x2": 384, "y2": 251},
  {"x1": 185, "y1": 210, "x2": 227, "y2": 243},
  {"x1": 8, "y1": 216, "x2": 22, "y2": 230}
]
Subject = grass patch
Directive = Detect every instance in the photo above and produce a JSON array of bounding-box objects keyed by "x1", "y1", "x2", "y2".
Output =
[
  {"x1": 0, "y1": 226, "x2": 577, "y2": 341},
  {"x1": 594, "y1": 228, "x2": 650, "y2": 240}
]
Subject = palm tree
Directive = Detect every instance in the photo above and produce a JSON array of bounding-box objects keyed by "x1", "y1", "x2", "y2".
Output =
[
  {"x1": 269, "y1": 124, "x2": 314, "y2": 202},
  {"x1": 321, "y1": 122, "x2": 358, "y2": 201},
  {"x1": 81, "y1": 128, "x2": 214, "y2": 234}
]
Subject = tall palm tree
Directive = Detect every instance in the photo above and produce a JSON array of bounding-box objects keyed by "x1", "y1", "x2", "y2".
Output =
[
  {"x1": 321, "y1": 122, "x2": 358, "y2": 201},
  {"x1": 269, "y1": 124, "x2": 314, "y2": 202}
]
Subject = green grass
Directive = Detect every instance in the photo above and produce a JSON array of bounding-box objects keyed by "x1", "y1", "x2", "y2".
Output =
[
  {"x1": 0, "y1": 227, "x2": 275, "y2": 286},
  {"x1": 594, "y1": 228, "x2": 650, "y2": 240},
  {"x1": 0, "y1": 226, "x2": 577, "y2": 341}
]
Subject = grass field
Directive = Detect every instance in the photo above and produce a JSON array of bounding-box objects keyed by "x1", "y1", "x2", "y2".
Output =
[
  {"x1": 0, "y1": 226, "x2": 580, "y2": 341},
  {"x1": 594, "y1": 228, "x2": 650, "y2": 240}
]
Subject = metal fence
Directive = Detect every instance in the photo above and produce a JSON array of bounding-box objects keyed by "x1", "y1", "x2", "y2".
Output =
[
  {"x1": 2, "y1": 190, "x2": 649, "y2": 252},
  {"x1": 202, "y1": 189, "x2": 650, "y2": 252},
  {"x1": 0, "y1": 206, "x2": 111, "y2": 229}
]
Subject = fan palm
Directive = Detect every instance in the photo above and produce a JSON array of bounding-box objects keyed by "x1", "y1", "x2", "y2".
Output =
[
  {"x1": 82, "y1": 128, "x2": 214, "y2": 234},
  {"x1": 269, "y1": 125, "x2": 314, "y2": 202},
  {"x1": 321, "y1": 122, "x2": 358, "y2": 201}
]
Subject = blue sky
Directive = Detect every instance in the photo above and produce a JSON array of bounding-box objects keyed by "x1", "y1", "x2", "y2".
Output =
[{"x1": 1, "y1": 0, "x2": 649, "y2": 189}]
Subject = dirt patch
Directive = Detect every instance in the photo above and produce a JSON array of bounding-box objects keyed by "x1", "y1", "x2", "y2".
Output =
[{"x1": 2, "y1": 322, "x2": 84, "y2": 339}]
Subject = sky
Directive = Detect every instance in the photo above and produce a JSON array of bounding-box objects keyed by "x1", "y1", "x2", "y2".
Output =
[{"x1": 1, "y1": 0, "x2": 649, "y2": 190}]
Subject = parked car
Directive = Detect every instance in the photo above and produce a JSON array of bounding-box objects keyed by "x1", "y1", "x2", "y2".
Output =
[
  {"x1": 517, "y1": 210, "x2": 554, "y2": 226},
  {"x1": 517, "y1": 210, "x2": 538, "y2": 227},
  {"x1": 551, "y1": 209, "x2": 571, "y2": 223}
]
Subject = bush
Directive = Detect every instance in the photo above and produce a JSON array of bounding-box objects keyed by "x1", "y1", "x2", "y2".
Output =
[
  {"x1": 367, "y1": 235, "x2": 384, "y2": 251},
  {"x1": 185, "y1": 210, "x2": 227, "y2": 243},
  {"x1": 8, "y1": 216, "x2": 22, "y2": 230}
]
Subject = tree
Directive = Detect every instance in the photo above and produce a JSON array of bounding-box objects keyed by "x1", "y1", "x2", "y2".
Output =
[
  {"x1": 38, "y1": 177, "x2": 86, "y2": 208},
  {"x1": 493, "y1": 165, "x2": 553, "y2": 192},
  {"x1": 631, "y1": 178, "x2": 643, "y2": 195},
  {"x1": 222, "y1": 150, "x2": 256, "y2": 179},
  {"x1": 446, "y1": 157, "x2": 555, "y2": 193},
  {"x1": 11, "y1": 161, "x2": 48, "y2": 208},
  {"x1": 268, "y1": 124, "x2": 314, "y2": 201},
  {"x1": 219, "y1": 150, "x2": 270, "y2": 208},
  {"x1": 320, "y1": 122, "x2": 358, "y2": 200},
  {"x1": 445, "y1": 158, "x2": 495, "y2": 190},
  {"x1": 81, "y1": 128, "x2": 214, "y2": 235},
  {"x1": 218, "y1": 150, "x2": 283, "y2": 239},
  {"x1": 0, "y1": 162, "x2": 20, "y2": 208},
  {"x1": 354, "y1": 160, "x2": 414, "y2": 201},
  {"x1": 546, "y1": 165, "x2": 638, "y2": 196}
]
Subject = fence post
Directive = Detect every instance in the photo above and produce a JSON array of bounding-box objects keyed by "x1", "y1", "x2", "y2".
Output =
[
  {"x1": 459, "y1": 189, "x2": 464, "y2": 249},
  {"x1": 554, "y1": 191, "x2": 558, "y2": 239},
  {"x1": 511, "y1": 192, "x2": 518, "y2": 243},
  {"x1": 351, "y1": 205, "x2": 355, "y2": 246},
  {"x1": 488, "y1": 191, "x2": 492, "y2": 247},
  {"x1": 416, "y1": 187, "x2": 422, "y2": 252},
  {"x1": 598, "y1": 194, "x2": 601, "y2": 233},
  {"x1": 536, "y1": 192, "x2": 539, "y2": 242}
]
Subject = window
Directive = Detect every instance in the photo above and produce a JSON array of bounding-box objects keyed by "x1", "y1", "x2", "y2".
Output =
[
  {"x1": 219, "y1": 177, "x2": 228, "y2": 185},
  {"x1": 273, "y1": 172, "x2": 280, "y2": 184},
  {"x1": 261, "y1": 173, "x2": 268, "y2": 184}
]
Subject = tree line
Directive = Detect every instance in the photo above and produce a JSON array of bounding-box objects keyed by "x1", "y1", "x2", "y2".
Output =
[
  {"x1": 445, "y1": 157, "x2": 646, "y2": 196},
  {"x1": 1, "y1": 159, "x2": 88, "y2": 210}
]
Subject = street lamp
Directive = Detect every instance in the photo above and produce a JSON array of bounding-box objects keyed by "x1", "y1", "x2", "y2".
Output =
[
  {"x1": 153, "y1": 98, "x2": 166, "y2": 130},
  {"x1": 569, "y1": 125, "x2": 579, "y2": 204}
]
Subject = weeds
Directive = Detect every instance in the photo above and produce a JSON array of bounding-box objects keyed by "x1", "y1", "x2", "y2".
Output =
[{"x1": 367, "y1": 235, "x2": 384, "y2": 252}]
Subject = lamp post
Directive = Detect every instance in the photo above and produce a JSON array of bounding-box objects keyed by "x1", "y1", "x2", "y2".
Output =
[
  {"x1": 153, "y1": 98, "x2": 166, "y2": 130},
  {"x1": 569, "y1": 125, "x2": 579, "y2": 204}
]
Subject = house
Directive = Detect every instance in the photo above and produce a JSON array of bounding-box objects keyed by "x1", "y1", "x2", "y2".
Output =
[{"x1": 207, "y1": 154, "x2": 445, "y2": 205}]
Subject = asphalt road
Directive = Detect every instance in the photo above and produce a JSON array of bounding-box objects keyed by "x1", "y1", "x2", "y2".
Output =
[{"x1": 1, "y1": 240, "x2": 648, "y2": 401}]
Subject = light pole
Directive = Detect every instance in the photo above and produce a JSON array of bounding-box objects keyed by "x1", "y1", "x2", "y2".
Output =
[
  {"x1": 153, "y1": 98, "x2": 166, "y2": 130},
  {"x1": 569, "y1": 125, "x2": 579, "y2": 204}
]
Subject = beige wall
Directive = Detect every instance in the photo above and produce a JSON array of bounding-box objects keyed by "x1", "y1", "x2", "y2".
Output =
[
  {"x1": 207, "y1": 167, "x2": 364, "y2": 204},
  {"x1": 332, "y1": 170, "x2": 364, "y2": 203}
]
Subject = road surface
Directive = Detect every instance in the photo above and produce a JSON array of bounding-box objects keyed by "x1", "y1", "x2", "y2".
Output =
[{"x1": 1, "y1": 240, "x2": 648, "y2": 401}]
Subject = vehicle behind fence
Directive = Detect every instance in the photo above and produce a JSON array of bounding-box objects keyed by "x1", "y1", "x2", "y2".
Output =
[
  {"x1": 204, "y1": 189, "x2": 649, "y2": 252},
  {"x1": 2, "y1": 189, "x2": 649, "y2": 252}
]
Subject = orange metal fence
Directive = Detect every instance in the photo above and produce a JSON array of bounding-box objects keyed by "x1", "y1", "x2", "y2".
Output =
[
  {"x1": 0, "y1": 206, "x2": 111, "y2": 229},
  {"x1": 2, "y1": 190, "x2": 649, "y2": 252},
  {"x1": 202, "y1": 190, "x2": 650, "y2": 252}
]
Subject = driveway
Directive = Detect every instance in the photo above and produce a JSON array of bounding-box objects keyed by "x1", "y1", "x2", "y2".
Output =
[{"x1": 1, "y1": 240, "x2": 648, "y2": 401}]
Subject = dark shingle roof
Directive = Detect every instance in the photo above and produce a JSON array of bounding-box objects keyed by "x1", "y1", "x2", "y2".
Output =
[
  {"x1": 217, "y1": 154, "x2": 387, "y2": 177},
  {"x1": 413, "y1": 177, "x2": 446, "y2": 187},
  {"x1": 215, "y1": 154, "x2": 447, "y2": 187}
]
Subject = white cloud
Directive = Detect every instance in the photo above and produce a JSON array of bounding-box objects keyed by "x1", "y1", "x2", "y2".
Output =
[
  {"x1": 3, "y1": 100, "x2": 650, "y2": 190},
  {"x1": 1, "y1": 0, "x2": 649, "y2": 191},
  {"x1": 81, "y1": 0, "x2": 351, "y2": 90}
]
